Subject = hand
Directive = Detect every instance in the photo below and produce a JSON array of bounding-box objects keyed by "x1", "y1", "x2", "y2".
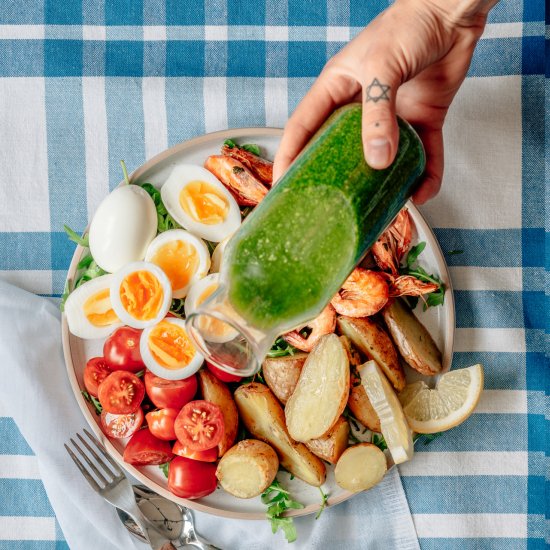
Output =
[{"x1": 273, "y1": 0, "x2": 497, "y2": 203}]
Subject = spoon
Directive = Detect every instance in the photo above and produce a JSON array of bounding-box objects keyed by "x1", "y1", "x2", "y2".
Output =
[{"x1": 118, "y1": 485, "x2": 220, "y2": 549}]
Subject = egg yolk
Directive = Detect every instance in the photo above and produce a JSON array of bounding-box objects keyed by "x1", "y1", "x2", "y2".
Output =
[
  {"x1": 148, "y1": 320, "x2": 196, "y2": 370},
  {"x1": 150, "y1": 240, "x2": 199, "y2": 292},
  {"x1": 179, "y1": 180, "x2": 229, "y2": 225},
  {"x1": 197, "y1": 284, "x2": 233, "y2": 338},
  {"x1": 120, "y1": 270, "x2": 164, "y2": 321},
  {"x1": 83, "y1": 289, "x2": 119, "y2": 326}
]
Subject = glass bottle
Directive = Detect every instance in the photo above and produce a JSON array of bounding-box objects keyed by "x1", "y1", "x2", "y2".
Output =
[{"x1": 186, "y1": 104, "x2": 425, "y2": 376}]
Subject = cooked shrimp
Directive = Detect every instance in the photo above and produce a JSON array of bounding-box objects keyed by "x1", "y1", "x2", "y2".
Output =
[
  {"x1": 372, "y1": 209, "x2": 412, "y2": 275},
  {"x1": 204, "y1": 155, "x2": 268, "y2": 206},
  {"x1": 330, "y1": 268, "x2": 389, "y2": 318},
  {"x1": 388, "y1": 275, "x2": 440, "y2": 298},
  {"x1": 221, "y1": 145, "x2": 273, "y2": 186},
  {"x1": 283, "y1": 304, "x2": 336, "y2": 352}
]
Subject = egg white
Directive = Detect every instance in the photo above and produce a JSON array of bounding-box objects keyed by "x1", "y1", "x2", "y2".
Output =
[
  {"x1": 65, "y1": 274, "x2": 122, "y2": 339},
  {"x1": 184, "y1": 273, "x2": 239, "y2": 344},
  {"x1": 89, "y1": 185, "x2": 158, "y2": 273},
  {"x1": 144, "y1": 229, "x2": 210, "y2": 299},
  {"x1": 160, "y1": 164, "x2": 241, "y2": 242},
  {"x1": 210, "y1": 235, "x2": 232, "y2": 273},
  {"x1": 110, "y1": 261, "x2": 172, "y2": 329},
  {"x1": 140, "y1": 317, "x2": 203, "y2": 380}
]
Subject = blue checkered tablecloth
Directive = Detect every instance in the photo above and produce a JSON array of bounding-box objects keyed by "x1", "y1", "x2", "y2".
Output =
[{"x1": 0, "y1": 0, "x2": 546, "y2": 548}]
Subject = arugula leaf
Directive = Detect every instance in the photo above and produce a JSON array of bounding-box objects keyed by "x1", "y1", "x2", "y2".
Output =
[
  {"x1": 60, "y1": 279, "x2": 70, "y2": 312},
  {"x1": 315, "y1": 487, "x2": 329, "y2": 520},
  {"x1": 159, "y1": 462, "x2": 170, "y2": 478},
  {"x1": 261, "y1": 479, "x2": 303, "y2": 543},
  {"x1": 267, "y1": 336, "x2": 298, "y2": 358},
  {"x1": 74, "y1": 260, "x2": 107, "y2": 289},
  {"x1": 77, "y1": 254, "x2": 94, "y2": 270},
  {"x1": 64, "y1": 225, "x2": 89, "y2": 248},
  {"x1": 422, "y1": 432, "x2": 442, "y2": 445},
  {"x1": 223, "y1": 138, "x2": 237, "y2": 148},
  {"x1": 406, "y1": 241, "x2": 426, "y2": 267},
  {"x1": 401, "y1": 242, "x2": 446, "y2": 310},
  {"x1": 81, "y1": 390, "x2": 103, "y2": 415},
  {"x1": 241, "y1": 143, "x2": 261, "y2": 156},
  {"x1": 371, "y1": 433, "x2": 388, "y2": 452},
  {"x1": 139, "y1": 182, "x2": 182, "y2": 233},
  {"x1": 135, "y1": 369, "x2": 145, "y2": 378},
  {"x1": 170, "y1": 298, "x2": 186, "y2": 318}
]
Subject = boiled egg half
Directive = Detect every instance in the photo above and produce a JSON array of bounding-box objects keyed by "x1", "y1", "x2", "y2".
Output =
[
  {"x1": 65, "y1": 274, "x2": 122, "y2": 339},
  {"x1": 144, "y1": 229, "x2": 210, "y2": 299},
  {"x1": 110, "y1": 262, "x2": 172, "y2": 329},
  {"x1": 140, "y1": 317, "x2": 203, "y2": 380},
  {"x1": 89, "y1": 185, "x2": 157, "y2": 273},
  {"x1": 184, "y1": 273, "x2": 238, "y2": 343},
  {"x1": 210, "y1": 235, "x2": 232, "y2": 273},
  {"x1": 161, "y1": 164, "x2": 240, "y2": 242}
]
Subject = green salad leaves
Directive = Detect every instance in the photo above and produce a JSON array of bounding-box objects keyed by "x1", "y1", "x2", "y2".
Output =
[
  {"x1": 138, "y1": 182, "x2": 181, "y2": 233},
  {"x1": 261, "y1": 479, "x2": 304, "y2": 543},
  {"x1": 223, "y1": 139, "x2": 262, "y2": 156}
]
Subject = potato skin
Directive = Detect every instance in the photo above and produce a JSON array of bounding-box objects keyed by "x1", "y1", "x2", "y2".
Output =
[
  {"x1": 216, "y1": 439, "x2": 279, "y2": 499},
  {"x1": 285, "y1": 333, "x2": 350, "y2": 442},
  {"x1": 382, "y1": 299, "x2": 442, "y2": 376},
  {"x1": 234, "y1": 383, "x2": 326, "y2": 487},
  {"x1": 348, "y1": 374, "x2": 381, "y2": 432},
  {"x1": 197, "y1": 369, "x2": 239, "y2": 456},
  {"x1": 262, "y1": 353, "x2": 307, "y2": 404},
  {"x1": 305, "y1": 416, "x2": 349, "y2": 464},
  {"x1": 337, "y1": 316, "x2": 405, "y2": 392}
]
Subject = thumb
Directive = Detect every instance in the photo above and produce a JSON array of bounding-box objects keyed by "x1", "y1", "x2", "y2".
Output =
[{"x1": 361, "y1": 72, "x2": 400, "y2": 169}]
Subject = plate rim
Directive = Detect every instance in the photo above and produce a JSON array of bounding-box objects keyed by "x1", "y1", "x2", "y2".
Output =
[{"x1": 61, "y1": 126, "x2": 455, "y2": 520}]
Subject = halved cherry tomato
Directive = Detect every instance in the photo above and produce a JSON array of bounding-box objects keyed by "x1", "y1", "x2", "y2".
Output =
[
  {"x1": 83, "y1": 357, "x2": 112, "y2": 397},
  {"x1": 172, "y1": 440, "x2": 217, "y2": 462},
  {"x1": 100, "y1": 408, "x2": 144, "y2": 439},
  {"x1": 123, "y1": 428, "x2": 173, "y2": 466},
  {"x1": 146, "y1": 408, "x2": 178, "y2": 441},
  {"x1": 174, "y1": 400, "x2": 224, "y2": 451},
  {"x1": 103, "y1": 326, "x2": 144, "y2": 372},
  {"x1": 98, "y1": 371, "x2": 145, "y2": 414},
  {"x1": 167, "y1": 456, "x2": 217, "y2": 499},
  {"x1": 206, "y1": 362, "x2": 242, "y2": 383},
  {"x1": 144, "y1": 371, "x2": 197, "y2": 409}
]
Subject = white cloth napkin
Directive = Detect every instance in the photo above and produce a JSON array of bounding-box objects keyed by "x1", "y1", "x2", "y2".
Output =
[{"x1": 0, "y1": 279, "x2": 419, "y2": 550}]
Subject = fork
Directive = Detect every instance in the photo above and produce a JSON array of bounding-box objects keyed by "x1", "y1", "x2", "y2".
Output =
[{"x1": 65, "y1": 428, "x2": 175, "y2": 550}]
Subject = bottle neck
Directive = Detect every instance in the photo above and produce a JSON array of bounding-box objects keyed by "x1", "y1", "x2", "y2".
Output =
[{"x1": 185, "y1": 284, "x2": 276, "y2": 377}]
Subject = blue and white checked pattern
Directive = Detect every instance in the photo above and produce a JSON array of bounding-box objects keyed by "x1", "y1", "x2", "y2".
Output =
[{"x1": 0, "y1": 0, "x2": 546, "y2": 548}]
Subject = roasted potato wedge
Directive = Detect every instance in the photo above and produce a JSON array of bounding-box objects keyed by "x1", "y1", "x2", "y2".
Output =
[
  {"x1": 262, "y1": 353, "x2": 307, "y2": 404},
  {"x1": 285, "y1": 334, "x2": 349, "y2": 442},
  {"x1": 198, "y1": 369, "x2": 239, "y2": 456},
  {"x1": 337, "y1": 316, "x2": 405, "y2": 392},
  {"x1": 382, "y1": 298, "x2": 442, "y2": 376},
  {"x1": 335, "y1": 443, "x2": 387, "y2": 492},
  {"x1": 348, "y1": 374, "x2": 381, "y2": 432},
  {"x1": 234, "y1": 383, "x2": 326, "y2": 486},
  {"x1": 305, "y1": 416, "x2": 349, "y2": 464},
  {"x1": 216, "y1": 439, "x2": 279, "y2": 498}
]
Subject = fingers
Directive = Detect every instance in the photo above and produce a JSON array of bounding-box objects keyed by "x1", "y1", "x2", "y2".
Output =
[
  {"x1": 412, "y1": 127, "x2": 444, "y2": 204},
  {"x1": 361, "y1": 72, "x2": 400, "y2": 169},
  {"x1": 273, "y1": 72, "x2": 343, "y2": 181}
]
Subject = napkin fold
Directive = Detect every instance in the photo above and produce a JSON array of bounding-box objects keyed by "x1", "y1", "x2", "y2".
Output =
[{"x1": 0, "y1": 280, "x2": 420, "y2": 550}]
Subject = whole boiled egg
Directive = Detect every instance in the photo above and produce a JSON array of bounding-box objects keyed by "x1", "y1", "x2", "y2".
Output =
[
  {"x1": 89, "y1": 185, "x2": 157, "y2": 273},
  {"x1": 140, "y1": 317, "x2": 203, "y2": 380},
  {"x1": 161, "y1": 164, "x2": 240, "y2": 242},
  {"x1": 110, "y1": 262, "x2": 172, "y2": 329},
  {"x1": 65, "y1": 274, "x2": 122, "y2": 339},
  {"x1": 184, "y1": 273, "x2": 238, "y2": 343},
  {"x1": 144, "y1": 229, "x2": 210, "y2": 299}
]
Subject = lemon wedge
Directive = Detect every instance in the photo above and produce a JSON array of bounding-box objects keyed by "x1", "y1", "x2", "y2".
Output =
[
  {"x1": 358, "y1": 360, "x2": 414, "y2": 465},
  {"x1": 399, "y1": 364, "x2": 484, "y2": 434}
]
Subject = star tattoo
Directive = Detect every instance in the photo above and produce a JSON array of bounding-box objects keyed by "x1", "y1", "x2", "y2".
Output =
[{"x1": 365, "y1": 78, "x2": 390, "y2": 103}]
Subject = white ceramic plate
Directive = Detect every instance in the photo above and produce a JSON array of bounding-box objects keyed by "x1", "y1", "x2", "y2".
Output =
[{"x1": 61, "y1": 128, "x2": 455, "y2": 520}]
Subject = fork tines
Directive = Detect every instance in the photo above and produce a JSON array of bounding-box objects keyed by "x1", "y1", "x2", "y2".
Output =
[{"x1": 65, "y1": 429, "x2": 123, "y2": 490}]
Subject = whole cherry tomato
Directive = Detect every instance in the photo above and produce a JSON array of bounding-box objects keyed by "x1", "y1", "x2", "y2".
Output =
[
  {"x1": 146, "y1": 408, "x2": 178, "y2": 441},
  {"x1": 103, "y1": 326, "x2": 144, "y2": 372},
  {"x1": 206, "y1": 362, "x2": 242, "y2": 383},
  {"x1": 168, "y1": 456, "x2": 217, "y2": 499}
]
